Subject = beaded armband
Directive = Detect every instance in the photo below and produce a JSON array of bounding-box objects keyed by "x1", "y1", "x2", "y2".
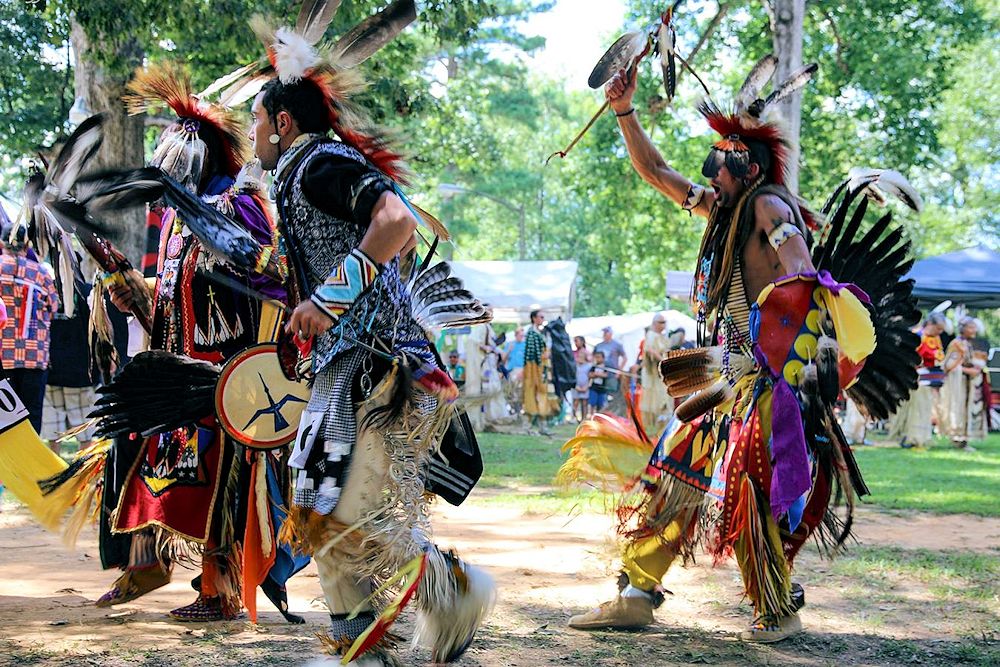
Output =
[
  {"x1": 682, "y1": 184, "x2": 706, "y2": 212},
  {"x1": 310, "y1": 248, "x2": 381, "y2": 322},
  {"x1": 767, "y1": 222, "x2": 803, "y2": 251}
]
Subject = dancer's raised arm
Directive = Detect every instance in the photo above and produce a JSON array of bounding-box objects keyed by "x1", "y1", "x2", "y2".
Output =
[{"x1": 606, "y1": 67, "x2": 714, "y2": 218}]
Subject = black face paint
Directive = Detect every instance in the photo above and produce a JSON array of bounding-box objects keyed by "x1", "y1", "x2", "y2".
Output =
[
  {"x1": 701, "y1": 148, "x2": 725, "y2": 178},
  {"x1": 724, "y1": 150, "x2": 751, "y2": 179}
]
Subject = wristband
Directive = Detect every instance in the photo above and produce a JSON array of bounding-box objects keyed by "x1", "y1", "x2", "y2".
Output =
[
  {"x1": 310, "y1": 248, "x2": 381, "y2": 322},
  {"x1": 682, "y1": 184, "x2": 707, "y2": 211},
  {"x1": 615, "y1": 108, "x2": 636, "y2": 117}
]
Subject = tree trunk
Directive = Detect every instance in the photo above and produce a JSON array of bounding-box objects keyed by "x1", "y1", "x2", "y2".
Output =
[
  {"x1": 70, "y1": 21, "x2": 146, "y2": 267},
  {"x1": 769, "y1": 0, "x2": 805, "y2": 194}
]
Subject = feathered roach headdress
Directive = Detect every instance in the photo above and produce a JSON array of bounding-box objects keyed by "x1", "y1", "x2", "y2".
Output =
[
  {"x1": 698, "y1": 54, "x2": 817, "y2": 188},
  {"x1": 204, "y1": 0, "x2": 417, "y2": 185},
  {"x1": 123, "y1": 61, "x2": 249, "y2": 191}
]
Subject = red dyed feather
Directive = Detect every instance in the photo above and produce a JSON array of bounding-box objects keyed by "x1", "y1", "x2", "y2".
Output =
[
  {"x1": 124, "y1": 62, "x2": 249, "y2": 178},
  {"x1": 699, "y1": 101, "x2": 789, "y2": 187}
]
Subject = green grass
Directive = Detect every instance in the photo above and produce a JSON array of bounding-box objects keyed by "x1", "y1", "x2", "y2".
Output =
[
  {"x1": 474, "y1": 427, "x2": 1000, "y2": 517},
  {"x1": 855, "y1": 433, "x2": 1000, "y2": 517},
  {"x1": 477, "y1": 427, "x2": 574, "y2": 489},
  {"x1": 832, "y1": 545, "x2": 1000, "y2": 602}
]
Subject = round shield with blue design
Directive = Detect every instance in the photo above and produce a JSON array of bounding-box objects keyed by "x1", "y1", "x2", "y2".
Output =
[{"x1": 215, "y1": 343, "x2": 311, "y2": 449}]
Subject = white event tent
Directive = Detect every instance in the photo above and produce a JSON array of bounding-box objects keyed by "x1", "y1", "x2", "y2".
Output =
[
  {"x1": 448, "y1": 260, "x2": 578, "y2": 324},
  {"x1": 566, "y1": 310, "x2": 697, "y2": 365}
]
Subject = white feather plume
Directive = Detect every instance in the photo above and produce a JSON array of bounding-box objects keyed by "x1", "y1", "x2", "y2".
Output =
[
  {"x1": 735, "y1": 54, "x2": 778, "y2": 114},
  {"x1": 273, "y1": 27, "x2": 319, "y2": 83},
  {"x1": 847, "y1": 167, "x2": 923, "y2": 213}
]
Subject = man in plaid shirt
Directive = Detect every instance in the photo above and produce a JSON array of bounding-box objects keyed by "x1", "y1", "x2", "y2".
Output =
[{"x1": 0, "y1": 218, "x2": 60, "y2": 432}]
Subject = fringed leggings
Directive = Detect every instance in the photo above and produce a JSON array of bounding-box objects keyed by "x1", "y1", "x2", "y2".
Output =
[{"x1": 621, "y1": 484, "x2": 795, "y2": 619}]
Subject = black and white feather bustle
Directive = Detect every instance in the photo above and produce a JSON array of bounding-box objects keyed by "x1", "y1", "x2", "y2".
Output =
[
  {"x1": 89, "y1": 351, "x2": 220, "y2": 439},
  {"x1": 812, "y1": 169, "x2": 922, "y2": 420},
  {"x1": 408, "y1": 261, "x2": 492, "y2": 334},
  {"x1": 22, "y1": 115, "x2": 110, "y2": 316},
  {"x1": 156, "y1": 173, "x2": 262, "y2": 269},
  {"x1": 73, "y1": 167, "x2": 265, "y2": 274}
]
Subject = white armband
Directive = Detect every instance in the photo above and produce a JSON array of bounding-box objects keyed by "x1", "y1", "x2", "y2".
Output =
[
  {"x1": 682, "y1": 184, "x2": 706, "y2": 211},
  {"x1": 767, "y1": 222, "x2": 803, "y2": 251}
]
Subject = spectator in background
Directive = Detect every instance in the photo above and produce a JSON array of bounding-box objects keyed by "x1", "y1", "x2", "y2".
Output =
[
  {"x1": 446, "y1": 350, "x2": 466, "y2": 388},
  {"x1": 573, "y1": 336, "x2": 592, "y2": 366},
  {"x1": 594, "y1": 326, "x2": 627, "y2": 408},
  {"x1": 572, "y1": 336, "x2": 592, "y2": 422},
  {"x1": 941, "y1": 317, "x2": 987, "y2": 450},
  {"x1": 889, "y1": 313, "x2": 947, "y2": 448},
  {"x1": 41, "y1": 282, "x2": 99, "y2": 453},
  {"x1": 640, "y1": 314, "x2": 673, "y2": 436},
  {"x1": 588, "y1": 350, "x2": 610, "y2": 416},
  {"x1": 464, "y1": 321, "x2": 507, "y2": 428},
  {"x1": 502, "y1": 326, "x2": 527, "y2": 381},
  {"x1": 668, "y1": 327, "x2": 693, "y2": 350},
  {"x1": 0, "y1": 221, "x2": 59, "y2": 432},
  {"x1": 524, "y1": 309, "x2": 553, "y2": 435}
]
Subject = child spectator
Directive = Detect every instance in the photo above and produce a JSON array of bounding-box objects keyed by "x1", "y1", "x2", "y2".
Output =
[
  {"x1": 588, "y1": 350, "x2": 610, "y2": 416},
  {"x1": 447, "y1": 350, "x2": 466, "y2": 388}
]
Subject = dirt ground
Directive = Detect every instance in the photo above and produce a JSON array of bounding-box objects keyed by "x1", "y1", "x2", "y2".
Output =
[{"x1": 1, "y1": 497, "x2": 998, "y2": 666}]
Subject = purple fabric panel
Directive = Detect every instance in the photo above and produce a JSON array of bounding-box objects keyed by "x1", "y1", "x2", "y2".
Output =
[
  {"x1": 232, "y1": 194, "x2": 286, "y2": 302},
  {"x1": 769, "y1": 377, "x2": 812, "y2": 521},
  {"x1": 815, "y1": 270, "x2": 871, "y2": 304}
]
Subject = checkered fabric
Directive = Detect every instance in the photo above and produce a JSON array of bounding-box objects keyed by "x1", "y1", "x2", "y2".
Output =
[
  {"x1": 0, "y1": 251, "x2": 59, "y2": 370},
  {"x1": 41, "y1": 385, "x2": 97, "y2": 441},
  {"x1": 291, "y1": 348, "x2": 366, "y2": 514}
]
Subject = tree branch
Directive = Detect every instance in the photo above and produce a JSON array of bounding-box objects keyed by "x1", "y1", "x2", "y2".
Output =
[
  {"x1": 681, "y1": 1, "x2": 731, "y2": 72},
  {"x1": 818, "y1": 7, "x2": 850, "y2": 75}
]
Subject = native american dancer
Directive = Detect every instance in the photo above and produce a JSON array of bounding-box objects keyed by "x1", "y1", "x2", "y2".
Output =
[
  {"x1": 155, "y1": 3, "x2": 495, "y2": 663},
  {"x1": 940, "y1": 316, "x2": 988, "y2": 449},
  {"x1": 37, "y1": 63, "x2": 310, "y2": 623},
  {"x1": 559, "y1": 55, "x2": 921, "y2": 642},
  {"x1": 888, "y1": 313, "x2": 946, "y2": 448}
]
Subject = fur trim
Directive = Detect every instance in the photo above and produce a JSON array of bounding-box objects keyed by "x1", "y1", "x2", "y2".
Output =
[{"x1": 414, "y1": 550, "x2": 496, "y2": 663}]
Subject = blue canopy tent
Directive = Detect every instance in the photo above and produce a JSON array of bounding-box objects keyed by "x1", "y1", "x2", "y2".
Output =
[{"x1": 907, "y1": 246, "x2": 1000, "y2": 309}]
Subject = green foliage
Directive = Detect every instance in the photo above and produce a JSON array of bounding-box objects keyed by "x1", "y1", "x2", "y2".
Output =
[
  {"x1": 0, "y1": 2, "x2": 72, "y2": 155},
  {"x1": 0, "y1": 0, "x2": 996, "y2": 314}
]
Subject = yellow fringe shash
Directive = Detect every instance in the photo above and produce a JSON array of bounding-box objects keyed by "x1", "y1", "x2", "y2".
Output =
[
  {"x1": 0, "y1": 420, "x2": 68, "y2": 526},
  {"x1": 732, "y1": 474, "x2": 793, "y2": 618},
  {"x1": 34, "y1": 439, "x2": 110, "y2": 540}
]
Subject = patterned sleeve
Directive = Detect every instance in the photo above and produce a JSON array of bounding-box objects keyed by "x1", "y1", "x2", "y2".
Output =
[{"x1": 301, "y1": 153, "x2": 393, "y2": 229}]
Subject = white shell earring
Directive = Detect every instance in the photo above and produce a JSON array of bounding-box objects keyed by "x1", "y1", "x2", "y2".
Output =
[{"x1": 268, "y1": 133, "x2": 280, "y2": 145}]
